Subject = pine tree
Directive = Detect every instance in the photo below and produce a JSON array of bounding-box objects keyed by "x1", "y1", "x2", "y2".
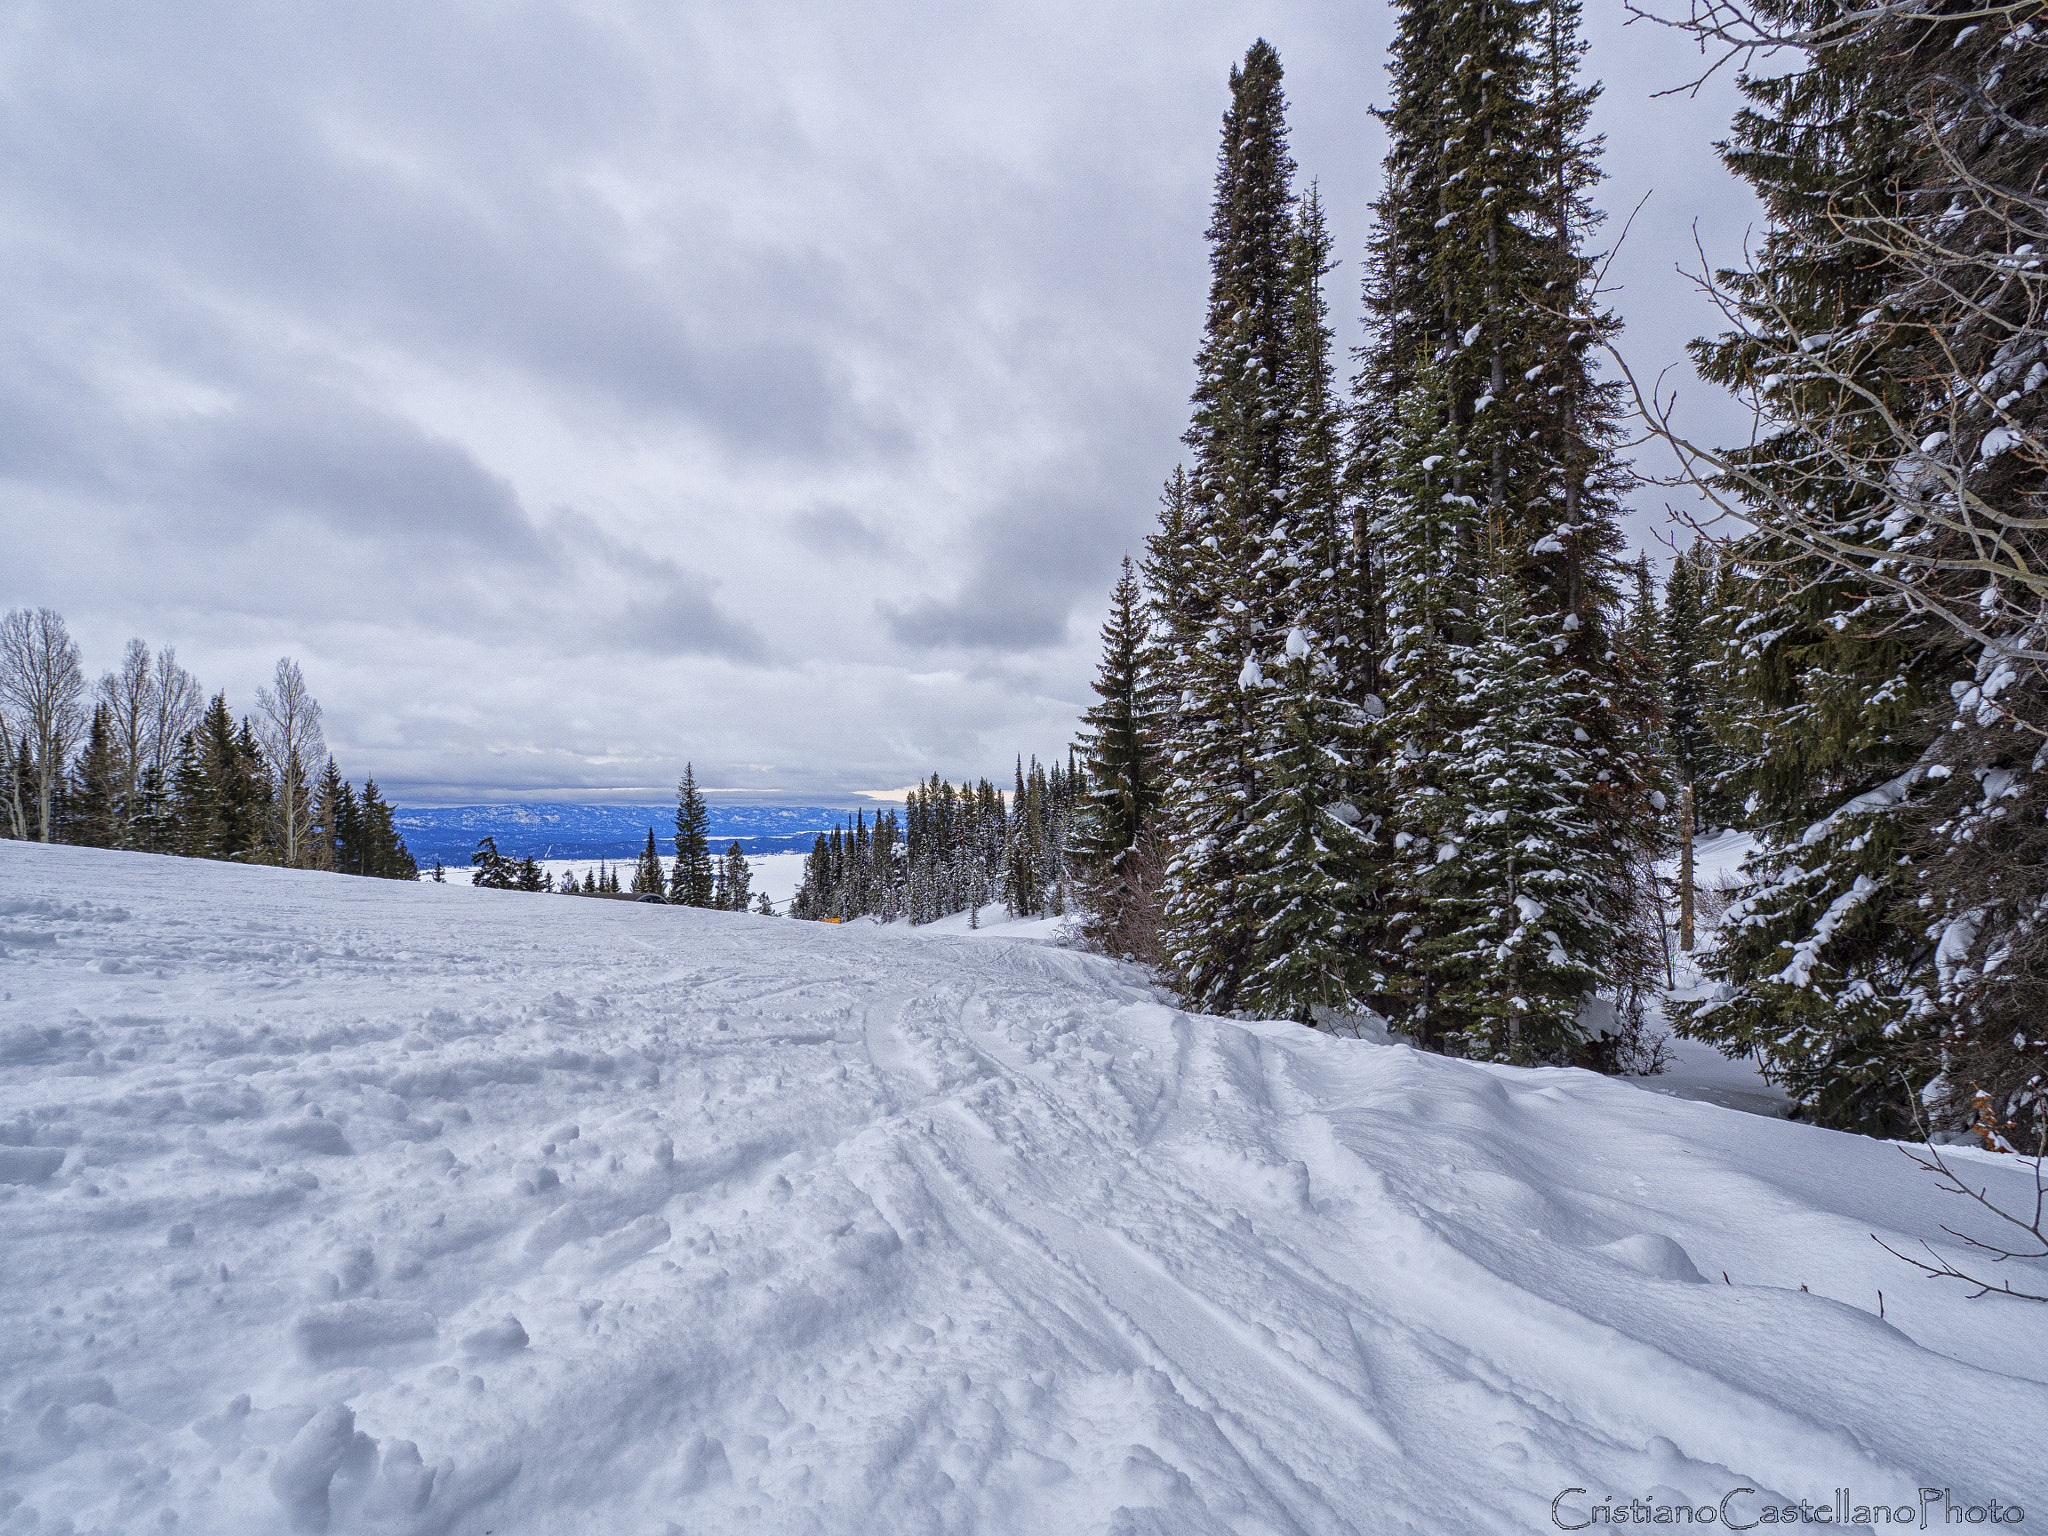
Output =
[
  {"x1": 631, "y1": 829, "x2": 664, "y2": 895},
  {"x1": 1235, "y1": 185, "x2": 1385, "y2": 1022},
  {"x1": 472, "y1": 836, "x2": 515, "y2": 889},
  {"x1": 310, "y1": 757, "x2": 346, "y2": 871},
  {"x1": 719, "y1": 842, "x2": 752, "y2": 912},
  {"x1": 64, "y1": 704, "x2": 123, "y2": 850},
  {"x1": 1431, "y1": 553, "x2": 1610, "y2": 1061},
  {"x1": 1662, "y1": 549, "x2": 1714, "y2": 815},
  {"x1": 1355, "y1": 0, "x2": 1657, "y2": 1050},
  {"x1": 1155, "y1": 40, "x2": 1304, "y2": 1012},
  {"x1": 1622, "y1": 553, "x2": 1665, "y2": 769},
  {"x1": 669, "y1": 764, "x2": 715, "y2": 907},
  {"x1": 1666, "y1": 1, "x2": 1956, "y2": 1136},
  {"x1": 167, "y1": 730, "x2": 210, "y2": 859},
  {"x1": 356, "y1": 781, "x2": 416, "y2": 879}
]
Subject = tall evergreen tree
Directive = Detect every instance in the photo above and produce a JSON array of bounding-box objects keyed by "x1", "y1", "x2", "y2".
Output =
[
  {"x1": 1661, "y1": 548, "x2": 1713, "y2": 813},
  {"x1": 1073, "y1": 558, "x2": 1166, "y2": 956},
  {"x1": 1156, "y1": 39, "x2": 1304, "y2": 1012},
  {"x1": 1236, "y1": 185, "x2": 1384, "y2": 1021},
  {"x1": 1667, "y1": 0, "x2": 1957, "y2": 1135},
  {"x1": 64, "y1": 704, "x2": 123, "y2": 850},
  {"x1": 1431, "y1": 551, "x2": 1610, "y2": 1060},
  {"x1": 670, "y1": 763, "x2": 715, "y2": 907},
  {"x1": 1356, "y1": 0, "x2": 1658, "y2": 1050}
]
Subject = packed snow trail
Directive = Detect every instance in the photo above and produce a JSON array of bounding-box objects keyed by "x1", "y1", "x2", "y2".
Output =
[{"x1": 2, "y1": 843, "x2": 2043, "y2": 1535}]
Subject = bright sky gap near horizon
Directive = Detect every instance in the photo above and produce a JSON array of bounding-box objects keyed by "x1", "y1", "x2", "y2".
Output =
[{"x1": 1, "y1": 1, "x2": 1760, "y2": 806}]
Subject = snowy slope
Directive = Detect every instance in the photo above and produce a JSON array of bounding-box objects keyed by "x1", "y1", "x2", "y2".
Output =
[{"x1": 2, "y1": 842, "x2": 2043, "y2": 1536}]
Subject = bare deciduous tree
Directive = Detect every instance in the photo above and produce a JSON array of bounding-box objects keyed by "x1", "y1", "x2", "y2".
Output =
[
  {"x1": 96, "y1": 638, "x2": 157, "y2": 836},
  {"x1": 0, "y1": 608, "x2": 88, "y2": 841},
  {"x1": 147, "y1": 647, "x2": 204, "y2": 778},
  {"x1": 254, "y1": 657, "x2": 325, "y2": 868}
]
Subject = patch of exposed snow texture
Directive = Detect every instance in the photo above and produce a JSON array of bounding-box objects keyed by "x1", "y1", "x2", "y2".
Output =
[{"x1": 1, "y1": 841, "x2": 2044, "y2": 1534}]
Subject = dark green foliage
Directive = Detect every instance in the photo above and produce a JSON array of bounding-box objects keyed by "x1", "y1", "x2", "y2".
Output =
[
  {"x1": 62, "y1": 705, "x2": 123, "y2": 850},
  {"x1": 1666, "y1": 0, "x2": 1961, "y2": 1133},
  {"x1": 352, "y1": 781, "x2": 417, "y2": 880},
  {"x1": 714, "y1": 842, "x2": 751, "y2": 911},
  {"x1": 896, "y1": 776, "x2": 1010, "y2": 924},
  {"x1": 172, "y1": 694, "x2": 274, "y2": 863},
  {"x1": 1351, "y1": 0, "x2": 1660, "y2": 1053},
  {"x1": 1661, "y1": 549, "x2": 1720, "y2": 810},
  {"x1": 1156, "y1": 40, "x2": 1306, "y2": 1012},
  {"x1": 669, "y1": 764, "x2": 715, "y2": 907},
  {"x1": 472, "y1": 836, "x2": 517, "y2": 890},
  {"x1": 631, "y1": 829, "x2": 664, "y2": 895},
  {"x1": 1073, "y1": 558, "x2": 1166, "y2": 961}
]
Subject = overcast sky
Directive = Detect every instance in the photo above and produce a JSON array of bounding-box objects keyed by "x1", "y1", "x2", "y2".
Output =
[{"x1": 0, "y1": 0, "x2": 1759, "y2": 805}]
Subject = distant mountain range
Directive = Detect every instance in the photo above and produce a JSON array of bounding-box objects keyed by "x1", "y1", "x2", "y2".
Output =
[{"x1": 391, "y1": 802, "x2": 863, "y2": 867}]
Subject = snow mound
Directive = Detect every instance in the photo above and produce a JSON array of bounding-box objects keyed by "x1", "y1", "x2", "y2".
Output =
[{"x1": 1, "y1": 840, "x2": 2043, "y2": 1534}]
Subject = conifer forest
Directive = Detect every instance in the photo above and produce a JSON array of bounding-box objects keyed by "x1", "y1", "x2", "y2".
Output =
[
  {"x1": 1066, "y1": 0, "x2": 2046, "y2": 1149},
  {"x1": 5, "y1": 0, "x2": 2044, "y2": 1153}
]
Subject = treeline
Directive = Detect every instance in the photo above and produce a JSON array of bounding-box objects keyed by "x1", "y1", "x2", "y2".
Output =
[
  {"x1": 1070, "y1": 0, "x2": 2046, "y2": 1142},
  {"x1": 473, "y1": 765, "x2": 769, "y2": 910},
  {"x1": 790, "y1": 758, "x2": 1083, "y2": 924},
  {"x1": 0, "y1": 610, "x2": 415, "y2": 879}
]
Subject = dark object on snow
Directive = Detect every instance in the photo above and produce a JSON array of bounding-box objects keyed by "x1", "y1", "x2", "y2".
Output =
[{"x1": 634, "y1": 892, "x2": 666, "y2": 904}]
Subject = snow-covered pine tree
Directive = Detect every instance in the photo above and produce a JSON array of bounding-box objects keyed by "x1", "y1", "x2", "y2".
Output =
[
  {"x1": 1655, "y1": 0, "x2": 2048, "y2": 1139},
  {"x1": 1432, "y1": 543, "x2": 1610, "y2": 1061},
  {"x1": 1156, "y1": 40, "x2": 1304, "y2": 1012},
  {"x1": 1372, "y1": 370, "x2": 1483, "y2": 1040},
  {"x1": 1356, "y1": 0, "x2": 1655, "y2": 1051},
  {"x1": 1236, "y1": 186, "x2": 1383, "y2": 1021},
  {"x1": 1666, "y1": 4, "x2": 1952, "y2": 1136},
  {"x1": 1074, "y1": 557, "x2": 1166, "y2": 958},
  {"x1": 669, "y1": 763, "x2": 715, "y2": 907}
]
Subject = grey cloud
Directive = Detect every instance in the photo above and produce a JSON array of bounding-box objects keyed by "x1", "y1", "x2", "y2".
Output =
[
  {"x1": 197, "y1": 395, "x2": 546, "y2": 555},
  {"x1": 789, "y1": 506, "x2": 900, "y2": 559},
  {"x1": 0, "y1": 0, "x2": 1761, "y2": 797},
  {"x1": 881, "y1": 486, "x2": 1131, "y2": 653}
]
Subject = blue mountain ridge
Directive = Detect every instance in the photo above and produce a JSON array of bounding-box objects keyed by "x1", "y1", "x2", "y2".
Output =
[{"x1": 391, "y1": 803, "x2": 875, "y2": 867}]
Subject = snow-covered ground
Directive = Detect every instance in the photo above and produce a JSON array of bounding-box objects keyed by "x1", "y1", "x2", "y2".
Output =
[{"x1": 3, "y1": 840, "x2": 2043, "y2": 1535}]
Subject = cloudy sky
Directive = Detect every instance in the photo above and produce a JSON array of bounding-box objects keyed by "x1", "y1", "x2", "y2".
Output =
[{"x1": 0, "y1": 0, "x2": 1758, "y2": 805}]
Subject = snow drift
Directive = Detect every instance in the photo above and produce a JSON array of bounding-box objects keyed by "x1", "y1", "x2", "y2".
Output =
[{"x1": 1, "y1": 840, "x2": 2042, "y2": 1534}]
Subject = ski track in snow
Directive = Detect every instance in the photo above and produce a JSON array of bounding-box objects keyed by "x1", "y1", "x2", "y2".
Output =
[{"x1": 1, "y1": 841, "x2": 2043, "y2": 1535}]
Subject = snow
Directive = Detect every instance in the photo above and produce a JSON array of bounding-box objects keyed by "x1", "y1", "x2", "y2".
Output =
[{"x1": 3, "y1": 840, "x2": 2045, "y2": 1534}]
